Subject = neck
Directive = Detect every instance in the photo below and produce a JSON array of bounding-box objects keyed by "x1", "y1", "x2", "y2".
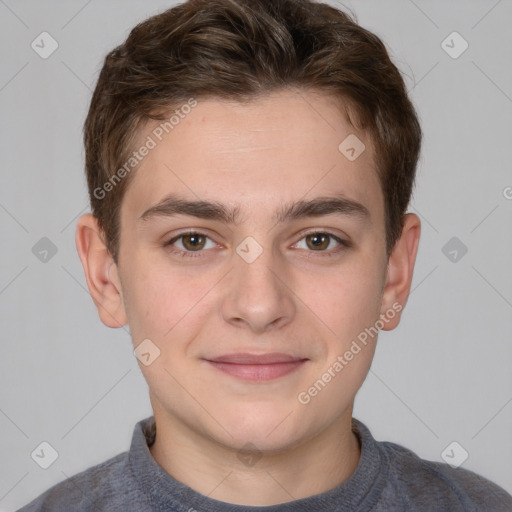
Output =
[{"x1": 148, "y1": 404, "x2": 361, "y2": 506}]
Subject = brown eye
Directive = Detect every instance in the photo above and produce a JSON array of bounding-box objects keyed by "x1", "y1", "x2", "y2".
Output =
[
  {"x1": 181, "y1": 234, "x2": 207, "y2": 251},
  {"x1": 305, "y1": 233, "x2": 331, "y2": 251},
  {"x1": 165, "y1": 232, "x2": 217, "y2": 257}
]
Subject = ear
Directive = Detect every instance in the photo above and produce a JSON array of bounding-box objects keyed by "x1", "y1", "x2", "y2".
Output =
[
  {"x1": 75, "y1": 213, "x2": 128, "y2": 328},
  {"x1": 380, "y1": 213, "x2": 421, "y2": 330}
]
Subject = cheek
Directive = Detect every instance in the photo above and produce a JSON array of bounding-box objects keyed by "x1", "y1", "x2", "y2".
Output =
[
  {"x1": 122, "y1": 257, "x2": 218, "y2": 343},
  {"x1": 298, "y1": 257, "x2": 385, "y2": 339},
  {"x1": 294, "y1": 263, "x2": 383, "y2": 416}
]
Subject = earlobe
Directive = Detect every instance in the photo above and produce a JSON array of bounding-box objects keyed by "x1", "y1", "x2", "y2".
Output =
[
  {"x1": 380, "y1": 213, "x2": 421, "y2": 330},
  {"x1": 75, "y1": 214, "x2": 128, "y2": 328}
]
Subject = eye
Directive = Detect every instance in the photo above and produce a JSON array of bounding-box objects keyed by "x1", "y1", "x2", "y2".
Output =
[
  {"x1": 165, "y1": 232, "x2": 217, "y2": 255},
  {"x1": 293, "y1": 232, "x2": 348, "y2": 253}
]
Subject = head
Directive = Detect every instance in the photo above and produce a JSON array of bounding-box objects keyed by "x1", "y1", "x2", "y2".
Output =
[{"x1": 77, "y1": 0, "x2": 421, "y2": 452}]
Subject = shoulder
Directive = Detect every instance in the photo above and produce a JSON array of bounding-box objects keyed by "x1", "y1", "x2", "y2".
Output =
[
  {"x1": 379, "y1": 439, "x2": 512, "y2": 511},
  {"x1": 17, "y1": 451, "x2": 149, "y2": 512}
]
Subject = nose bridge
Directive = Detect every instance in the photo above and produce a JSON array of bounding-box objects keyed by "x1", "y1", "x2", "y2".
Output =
[{"x1": 221, "y1": 242, "x2": 295, "y2": 332}]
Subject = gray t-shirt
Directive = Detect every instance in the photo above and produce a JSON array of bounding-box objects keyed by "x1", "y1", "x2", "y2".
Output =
[{"x1": 17, "y1": 416, "x2": 512, "y2": 511}]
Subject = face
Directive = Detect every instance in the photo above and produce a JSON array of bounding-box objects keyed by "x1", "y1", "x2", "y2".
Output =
[{"x1": 98, "y1": 89, "x2": 402, "y2": 451}]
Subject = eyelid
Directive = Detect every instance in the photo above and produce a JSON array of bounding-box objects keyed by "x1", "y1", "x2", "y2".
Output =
[
  {"x1": 291, "y1": 230, "x2": 350, "y2": 251},
  {"x1": 164, "y1": 230, "x2": 221, "y2": 248}
]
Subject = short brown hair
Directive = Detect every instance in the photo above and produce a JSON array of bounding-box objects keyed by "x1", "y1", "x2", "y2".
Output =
[{"x1": 84, "y1": 0, "x2": 422, "y2": 262}]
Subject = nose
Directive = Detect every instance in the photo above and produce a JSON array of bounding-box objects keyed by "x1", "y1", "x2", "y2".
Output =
[{"x1": 220, "y1": 247, "x2": 296, "y2": 334}]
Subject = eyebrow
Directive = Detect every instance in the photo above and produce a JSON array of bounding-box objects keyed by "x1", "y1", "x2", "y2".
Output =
[{"x1": 138, "y1": 193, "x2": 370, "y2": 225}]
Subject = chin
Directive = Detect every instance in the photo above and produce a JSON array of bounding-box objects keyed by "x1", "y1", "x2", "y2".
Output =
[{"x1": 212, "y1": 404, "x2": 314, "y2": 452}]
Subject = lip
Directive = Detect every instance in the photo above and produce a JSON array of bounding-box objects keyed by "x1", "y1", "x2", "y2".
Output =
[{"x1": 204, "y1": 353, "x2": 308, "y2": 381}]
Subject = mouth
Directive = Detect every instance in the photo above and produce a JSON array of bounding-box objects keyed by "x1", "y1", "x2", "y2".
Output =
[{"x1": 204, "y1": 353, "x2": 308, "y2": 381}]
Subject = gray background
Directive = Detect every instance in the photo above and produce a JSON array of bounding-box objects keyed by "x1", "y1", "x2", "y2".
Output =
[{"x1": 1, "y1": 0, "x2": 511, "y2": 509}]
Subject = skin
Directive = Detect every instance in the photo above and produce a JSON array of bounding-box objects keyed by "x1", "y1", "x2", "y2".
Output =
[{"x1": 76, "y1": 89, "x2": 420, "y2": 506}]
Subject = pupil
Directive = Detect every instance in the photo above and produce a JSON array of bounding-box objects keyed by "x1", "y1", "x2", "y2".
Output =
[
  {"x1": 308, "y1": 234, "x2": 328, "y2": 250},
  {"x1": 185, "y1": 234, "x2": 204, "y2": 250}
]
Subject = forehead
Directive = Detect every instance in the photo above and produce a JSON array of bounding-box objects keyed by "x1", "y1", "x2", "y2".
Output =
[{"x1": 121, "y1": 89, "x2": 383, "y2": 223}]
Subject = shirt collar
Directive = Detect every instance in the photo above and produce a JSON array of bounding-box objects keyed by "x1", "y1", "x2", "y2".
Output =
[{"x1": 128, "y1": 415, "x2": 387, "y2": 511}]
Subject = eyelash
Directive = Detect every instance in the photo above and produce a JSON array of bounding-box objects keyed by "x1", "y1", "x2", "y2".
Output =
[{"x1": 163, "y1": 230, "x2": 351, "y2": 259}]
